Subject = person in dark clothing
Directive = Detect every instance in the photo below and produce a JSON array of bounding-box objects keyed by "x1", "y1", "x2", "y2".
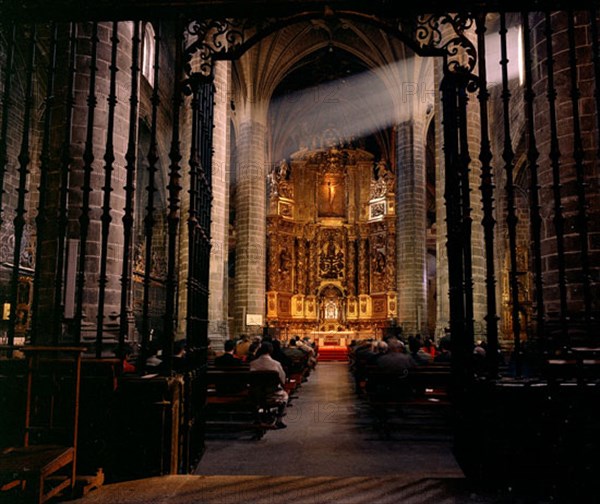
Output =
[
  {"x1": 172, "y1": 339, "x2": 189, "y2": 372},
  {"x1": 214, "y1": 339, "x2": 244, "y2": 367},
  {"x1": 271, "y1": 338, "x2": 292, "y2": 373}
]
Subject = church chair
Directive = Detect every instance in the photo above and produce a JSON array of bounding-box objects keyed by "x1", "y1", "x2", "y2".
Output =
[{"x1": 0, "y1": 346, "x2": 85, "y2": 503}]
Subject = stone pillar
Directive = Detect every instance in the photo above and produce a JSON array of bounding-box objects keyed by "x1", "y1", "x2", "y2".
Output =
[
  {"x1": 233, "y1": 106, "x2": 268, "y2": 336},
  {"x1": 65, "y1": 22, "x2": 134, "y2": 342},
  {"x1": 208, "y1": 61, "x2": 231, "y2": 350},
  {"x1": 434, "y1": 62, "x2": 449, "y2": 339},
  {"x1": 530, "y1": 12, "x2": 600, "y2": 333},
  {"x1": 396, "y1": 120, "x2": 427, "y2": 336},
  {"x1": 466, "y1": 70, "x2": 486, "y2": 342}
]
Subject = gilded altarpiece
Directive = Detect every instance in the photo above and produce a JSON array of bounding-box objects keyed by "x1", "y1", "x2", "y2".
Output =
[{"x1": 266, "y1": 147, "x2": 397, "y2": 342}]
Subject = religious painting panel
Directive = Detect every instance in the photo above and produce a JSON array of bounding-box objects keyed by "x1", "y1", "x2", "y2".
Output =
[
  {"x1": 372, "y1": 294, "x2": 388, "y2": 319},
  {"x1": 318, "y1": 174, "x2": 346, "y2": 217},
  {"x1": 370, "y1": 231, "x2": 388, "y2": 293},
  {"x1": 318, "y1": 228, "x2": 345, "y2": 281},
  {"x1": 292, "y1": 294, "x2": 305, "y2": 318},
  {"x1": 277, "y1": 294, "x2": 291, "y2": 318}
]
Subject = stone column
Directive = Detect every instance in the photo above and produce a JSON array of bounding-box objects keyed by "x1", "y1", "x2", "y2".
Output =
[
  {"x1": 396, "y1": 119, "x2": 428, "y2": 337},
  {"x1": 65, "y1": 22, "x2": 134, "y2": 342},
  {"x1": 208, "y1": 61, "x2": 231, "y2": 350},
  {"x1": 233, "y1": 105, "x2": 268, "y2": 336},
  {"x1": 530, "y1": 12, "x2": 600, "y2": 334},
  {"x1": 433, "y1": 60, "x2": 449, "y2": 339}
]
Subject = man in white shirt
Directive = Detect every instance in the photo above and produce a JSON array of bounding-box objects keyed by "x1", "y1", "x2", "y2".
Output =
[{"x1": 250, "y1": 342, "x2": 289, "y2": 428}]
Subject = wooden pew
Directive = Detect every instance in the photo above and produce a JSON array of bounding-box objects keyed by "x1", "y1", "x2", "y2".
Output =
[
  {"x1": 204, "y1": 369, "x2": 284, "y2": 439},
  {"x1": 362, "y1": 364, "x2": 452, "y2": 435},
  {"x1": 0, "y1": 347, "x2": 85, "y2": 504}
]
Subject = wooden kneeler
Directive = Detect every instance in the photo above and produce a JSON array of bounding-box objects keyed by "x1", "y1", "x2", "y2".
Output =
[{"x1": 0, "y1": 346, "x2": 85, "y2": 503}]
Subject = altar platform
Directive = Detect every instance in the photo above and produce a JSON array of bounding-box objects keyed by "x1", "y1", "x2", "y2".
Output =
[
  {"x1": 317, "y1": 346, "x2": 348, "y2": 362},
  {"x1": 310, "y1": 330, "x2": 373, "y2": 347}
]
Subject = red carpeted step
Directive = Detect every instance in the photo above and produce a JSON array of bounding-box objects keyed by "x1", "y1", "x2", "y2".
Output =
[{"x1": 318, "y1": 346, "x2": 349, "y2": 362}]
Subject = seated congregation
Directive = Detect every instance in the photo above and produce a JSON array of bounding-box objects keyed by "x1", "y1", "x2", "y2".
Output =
[
  {"x1": 348, "y1": 334, "x2": 486, "y2": 435},
  {"x1": 203, "y1": 335, "x2": 317, "y2": 439}
]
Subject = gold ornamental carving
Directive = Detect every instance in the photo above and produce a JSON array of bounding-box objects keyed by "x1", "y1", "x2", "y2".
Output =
[
  {"x1": 266, "y1": 147, "x2": 397, "y2": 336},
  {"x1": 319, "y1": 229, "x2": 344, "y2": 280}
]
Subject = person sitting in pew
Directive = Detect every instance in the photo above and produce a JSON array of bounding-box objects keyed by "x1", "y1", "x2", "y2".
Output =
[
  {"x1": 434, "y1": 337, "x2": 452, "y2": 363},
  {"x1": 245, "y1": 337, "x2": 262, "y2": 363},
  {"x1": 250, "y1": 342, "x2": 288, "y2": 429},
  {"x1": 172, "y1": 339, "x2": 189, "y2": 373},
  {"x1": 114, "y1": 342, "x2": 136, "y2": 373},
  {"x1": 271, "y1": 339, "x2": 293, "y2": 373},
  {"x1": 377, "y1": 339, "x2": 417, "y2": 373},
  {"x1": 214, "y1": 339, "x2": 244, "y2": 367},
  {"x1": 408, "y1": 335, "x2": 434, "y2": 365},
  {"x1": 235, "y1": 334, "x2": 251, "y2": 359}
]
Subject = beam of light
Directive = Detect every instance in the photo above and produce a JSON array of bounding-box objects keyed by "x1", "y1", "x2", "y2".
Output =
[
  {"x1": 264, "y1": 26, "x2": 523, "y2": 160},
  {"x1": 267, "y1": 57, "x2": 434, "y2": 159},
  {"x1": 485, "y1": 24, "x2": 524, "y2": 87}
]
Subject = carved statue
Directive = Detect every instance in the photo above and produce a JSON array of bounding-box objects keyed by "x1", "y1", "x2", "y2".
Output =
[
  {"x1": 373, "y1": 250, "x2": 386, "y2": 274},
  {"x1": 278, "y1": 159, "x2": 290, "y2": 180},
  {"x1": 375, "y1": 159, "x2": 395, "y2": 192},
  {"x1": 319, "y1": 235, "x2": 344, "y2": 279},
  {"x1": 268, "y1": 159, "x2": 293, "y2": 200},
  {"x1": 279, "y1": 247, "x2": 291, "y2": 273}
]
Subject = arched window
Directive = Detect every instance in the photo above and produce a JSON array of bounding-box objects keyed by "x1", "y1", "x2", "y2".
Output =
[{"x1": 142, "y1": 23, "x2": 155, "y2": 87}]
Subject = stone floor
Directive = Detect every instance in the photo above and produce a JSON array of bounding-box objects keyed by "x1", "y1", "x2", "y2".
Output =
[
  {"x1": 197, "y1": 362, "x2": 461, "y2": 478},
  {"x1": 69, "y1": 363, "x2": 540, "y2": 503}
]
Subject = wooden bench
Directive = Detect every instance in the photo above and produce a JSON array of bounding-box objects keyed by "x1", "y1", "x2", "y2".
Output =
[
  {"x1": 0, "y1": 346, "x2": 85, "y2": 504},
  {"x1": 205, "y1": 369, "x2": 284, "y2": 439},
  {"x1": 362, "y1": 364, "x2": 452, "y2": 435}
]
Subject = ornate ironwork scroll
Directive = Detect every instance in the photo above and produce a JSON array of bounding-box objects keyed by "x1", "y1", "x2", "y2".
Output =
[
  {"x1": 416, "y1": 13, "x2": 477, "y2": 75},
  {"x1": 182, "y1": 10, "x2": 477, "y2": 83}
]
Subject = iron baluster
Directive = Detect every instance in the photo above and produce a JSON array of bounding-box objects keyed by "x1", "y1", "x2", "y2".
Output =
[
  {"x1": 8, "y1": 25, "x2": 36, "y2": 348},
  {"x1": 0, "y1": 23, "x2": 16, "y2": 227},
  {"x1": 142, "y1": 21, "x2": 161, "y2": 360},
  {"x1": 96, "y1": 22, "x2": 120, "y2": 358},
  {"x1": 592, "y1": 8, "x2": 600, "y2": 159},
  {"x1": 544, "y1": 12, "x2": 569, "y2": 346},
  {"x1": 75, "y1": 21, "x2": 99, "y2": 344},
  {"x1": 31, "y1": 23, "x2": 58, "y2": 344},
  {"x1": 475, "y1": 14, "x2": 499, "y2": 377},
  {"x1": 162, "y1": 21, "x2": 183, "y2": 372},
  {"x1": 500, "y1": 13, "x2": 522, "y2": 375},
  {"x1": 119, "y1": 21, "x2": 141, "y2": 350},
  {"x1": 458, "y1": 77, "x2": 475, "y2": 356},
  {"x1": 186, "y1": 81, "x2": 201, "y2": 360},
  {"x1": 567, "y1": 10, "x2": 592, "y2": 335},
  {"x1": 54, "y1": 22, "x2": 77, "y2": 343},
  {"x1": 441, "y1": 75, "x2": 469, "y2": 386},
  {"x1": 522, "y1": 12, "x2": 545, "y2": 345}
]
